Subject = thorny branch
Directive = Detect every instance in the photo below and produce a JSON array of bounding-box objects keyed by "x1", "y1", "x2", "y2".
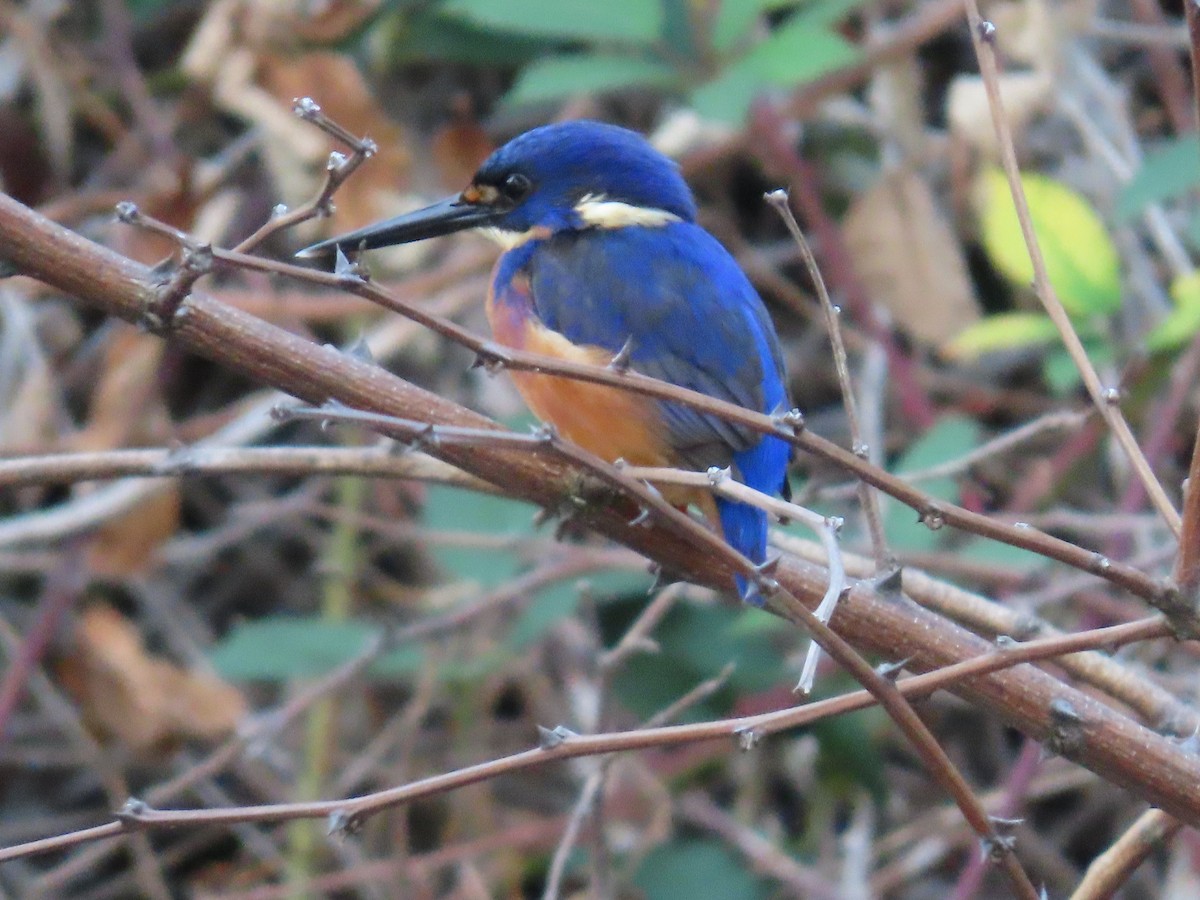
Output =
[{"x1": 119, "y1": 202, "x2": 1191, "y2": 632}]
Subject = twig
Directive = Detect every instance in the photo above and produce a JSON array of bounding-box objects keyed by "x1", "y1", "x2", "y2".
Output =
[
  {"x1": 0, "y1": 542, "x2": 86, "y2": 741},
  {"x1": 1071, "y1": 808, "x2": 1183, "y2": 899},
  {"x1": 0, "y1": 612, "x2": 1174, "y2": 865},
  {"x1": 232, "y1": 98, "x2": 378, "y2": 255},
  {"x1": 748, "y1": 103, "x2": 937, "y2": 429},
  {"x1": 620, "y1": 462, "x2": 845, "y2": 692},
  {"x1": 598, "y1": 583, "x2": 687, "y2": 671},
  {"x1": 678, "y1": 793, "x2": 841, "y2": 899},
  {"x1": 0, "y1": 445, "x2": 496, "y2": 493},
  {"x1": 1176, "y1": 0, "x2": 1200, "y2": 605},
  {"x1": 964, "y1": 2, "x2": 1182, "y2": 538},
  {"x1": 765, "y1": 188, "x2": 889, "y2": 571}
]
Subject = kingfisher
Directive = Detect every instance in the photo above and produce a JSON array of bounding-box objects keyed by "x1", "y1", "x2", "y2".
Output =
[{"x1": 299, "y1": 121, "x2": 792, "y2": 600}]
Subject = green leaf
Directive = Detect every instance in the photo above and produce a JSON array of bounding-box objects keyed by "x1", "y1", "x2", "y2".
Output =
[
  {"x1": 976, "y1": 167, "x2": 1122, "y2": 317},
  {"x1": 638, "y1": 844, "x2": 768, "y2": 897},
  {"x1": 1148, "y1": 271, "x2": 1200, "y2": 353},
  {"x1": 734, "y1": 19, "x2": 858, "y2": 87},
  {"x1": 419, "y1": 485, "x2": 539, "y2": 589},
  {"x1": 210, "y1": 618, "x2": 424, "y2": 681},
  {"x1": 955, "y1": 536, "x2": 1049, "y2": 573},
  {"x1": 635, "y1": 839, "x2": 769, "y2": 900},
  {"x1": 941, "y1": 312, "x2": 1060, "y2": 361},
  {"x1": 610, "y1": 603, "x2": 779, "y2": 721},
  {"x1": 1117, "y1": 135, "x2": 1200, "y2": 222},
  {"x1": 505, "y1": 55, "x2": 679, "y2": 106},
  {"x1": 713, "y1": 0, "x2": 768, "y2": 52},
  {"x1": 885, "y1": 415, "x2": 979, "y2": 552},
  {"x1": 383, "y1": 8, "x2": 557, "y2": 65},
  {"x1": 688, "y1": 67, "x2": 763, "y2": 124},
  {"x1": 441, "y1": 0, "x2": 664, "y2": 44},
  {"x1": 693, "y1": 10, "x2": 859, "y2": 123},
  {"x1": 1042, "y1": 339, "x2": 1114, "y2": 396}
]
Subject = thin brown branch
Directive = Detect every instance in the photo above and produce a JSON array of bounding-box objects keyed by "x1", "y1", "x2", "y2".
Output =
[
  {"x1": 0, "y1": 543, "x2": 87, "y2": 740},
  {"x1": 1177, "y1": 0, "x2": 1200, "y2": 600},
  {"x1": 0, "y1": 611, "x2": 1173, "y2": 866},
  {"x1": 231, "y1": 98, "x2": 378, "y2": 255},
  {"x1": 766, "y1": 188, "x2": 889, "y2": 569},
  {"x1": 964, "y1": 1, "x2": 1182, "y2": 538},
  {"x1": 776, "y1": 532, "x2": 1196, "y2": 734},
  {"x1": 1071, "y1": 808, "x2": 1184, "y2": 900},
  {"x1": 0, "y1": 445, "x2": 495, "y2": 494}
]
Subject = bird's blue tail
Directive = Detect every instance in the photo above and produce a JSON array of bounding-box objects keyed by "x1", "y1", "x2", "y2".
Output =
[
  {"x1": 721, "y1": 434, "x2": 791, "y2": 604},
  {"x1": 717, "y1": 496, "x2": 769, "y2": 605}
]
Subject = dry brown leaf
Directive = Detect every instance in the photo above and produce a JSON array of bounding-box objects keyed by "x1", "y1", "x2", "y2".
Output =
[
  {"x1": 72, "y1": 329, "x2": 180, "y2": 575},
  {"x1": 867, "y1": 57, "x2": 927, "y2": 161},
  {"x1": 0, "y1": 358, "x2": 59, "y2": 452},
  {"x1": 843, "y1": 168, "x2": 981, "y2": 346},
  {"x1": 72, "y1": 329, "x2": 169, "y2": 451},
  {"x1": 945, "y1": 70, "x2": 1053, "y2": 159},
  {"x1": 431, "y1": 95, "x2": 495, "y2": 191},
  {"x1": 86, "y1": 488, "x2": 181, "y2": 578},
  {"x1": 987, "y1": 0, "x2": 1096, "y2": 70},
  {"x1": 56, "y1": 605, "x2": 246, "y2": 756}
]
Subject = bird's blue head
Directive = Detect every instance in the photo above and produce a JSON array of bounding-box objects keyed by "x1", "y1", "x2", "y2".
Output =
[{"x1": 298, "y1": 121, "x2": 697, "y2": 258}]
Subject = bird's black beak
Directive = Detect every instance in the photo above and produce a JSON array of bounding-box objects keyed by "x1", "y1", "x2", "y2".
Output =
[{"x1": 295, "y1": 195, "x2": 502, "y2": 260}]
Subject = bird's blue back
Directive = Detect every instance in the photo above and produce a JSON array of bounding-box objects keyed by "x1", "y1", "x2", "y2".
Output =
[{"x1": 497, "y1": 219, "x2": 791, "y2": 594}]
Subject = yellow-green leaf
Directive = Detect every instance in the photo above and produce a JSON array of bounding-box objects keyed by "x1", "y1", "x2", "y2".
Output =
[
  {"x1": 976, "y1": 167, "x2": 1122, "y2": 317},
  {"x1": 941, "y1": 311, "x2": 1060, "y2": 361},
  {"x1": 1147, "y1": 271, "x2": 1200, "y2": 352}
]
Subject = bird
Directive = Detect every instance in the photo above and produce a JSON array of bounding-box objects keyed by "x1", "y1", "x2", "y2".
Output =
[{"x1": 299, "y1": 120, "x2": 792, "y2": 601}]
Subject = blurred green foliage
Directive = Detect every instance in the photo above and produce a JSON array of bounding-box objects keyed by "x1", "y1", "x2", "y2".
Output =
[
  {"x1": 211, "y1": 484, "x2": 651, "y2": 681},
  {"x1": 950, "y1": 167, "x2": 1125, "y2": 391},
  {"x1": 883, "y1": 414, "x2": 978, "y2": 553},
  {"x1": 383, "y1": 0, "x2": 864, "y2": 123},
  {"x1": 1117, "y1": 135, "x2": 1200, "y2": 236},
  {"x1": 635, "y1": 839, "x2": 769, "y2": 899}
]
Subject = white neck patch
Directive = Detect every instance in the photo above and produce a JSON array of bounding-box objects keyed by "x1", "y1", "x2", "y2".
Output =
[
  {"x1": 574, "y1": 194, "x2": 681, "y2": 229},
  {"x1": 480, "y1": 226, "x2": 545, "y2": 250}
]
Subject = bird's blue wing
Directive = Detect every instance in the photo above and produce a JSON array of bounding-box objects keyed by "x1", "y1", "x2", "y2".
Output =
[{"x1": 526, "y1": 222, "x2": 788, "y2": 482}]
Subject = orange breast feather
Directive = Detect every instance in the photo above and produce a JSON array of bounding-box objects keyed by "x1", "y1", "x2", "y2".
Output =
[{"x1": 486, "y1": 271, "x2": 718, "y2": 523}]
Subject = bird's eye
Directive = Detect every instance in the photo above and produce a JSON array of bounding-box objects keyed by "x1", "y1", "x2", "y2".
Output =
[{"x1": 501, "y1": 173, "x2": 532, "y2": 202}]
